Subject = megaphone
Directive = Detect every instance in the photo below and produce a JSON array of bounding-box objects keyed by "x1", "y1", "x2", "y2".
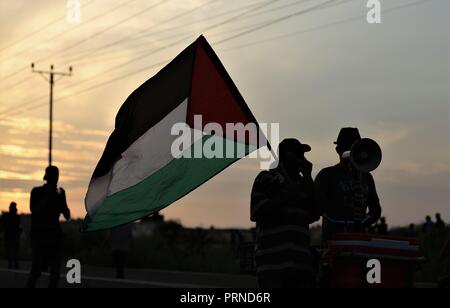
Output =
[{"x1": 342, "y1": 138, "x2": 382, "y2": 172}]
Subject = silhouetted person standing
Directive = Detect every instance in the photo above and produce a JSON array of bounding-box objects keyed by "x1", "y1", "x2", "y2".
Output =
[
  {"x1": 407, "y1": 224, "x2": 417, "y2": 238},
  {"x1": 377, "y1": 217, "x2": 388, "y2": 235},
  {"x1": 109, "y1": 224, "x2": 132, "y2": 279},
  {"x1": 438, "y1": 239, "x2": 450, "y2": 288},
  {"x1": 1, "y1": 202, "x2": 21, "y2": 269},
  {"x1": 435, "y1": 213, "x2": 446, "y2": 236},
  {"x1": 251, "y1": 139, "x2": 320, "y2": 288},
  {"x1": 27, "y1": 166, "x2": 70, "y2": 288},
  {"x1": 422, "y1": 216, "x2": 434, "y2": 235},
  {"x1": 315, "y1": 128, "x2": 381, "y2": 242}
]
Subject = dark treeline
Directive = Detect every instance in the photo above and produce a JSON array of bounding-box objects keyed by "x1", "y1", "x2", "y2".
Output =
[
  {"x1": 0, "y1": 212, "x2": 449, "y2": 284},
  {"x1": 0, "y1": 214, "x2": 250, "y2": 274}
]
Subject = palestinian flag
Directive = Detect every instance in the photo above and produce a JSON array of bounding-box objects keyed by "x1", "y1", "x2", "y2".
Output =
[{"x1": 84, "y1": 35, "x2": 265, "y2": 231}]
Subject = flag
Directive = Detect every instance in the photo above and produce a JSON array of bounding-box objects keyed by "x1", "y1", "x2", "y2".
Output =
[{"x1": 83, "y1": 35, "x2": 265, "y2": 232}]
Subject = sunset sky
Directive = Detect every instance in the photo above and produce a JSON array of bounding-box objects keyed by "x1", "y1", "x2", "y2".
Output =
[{"x1": 0, "y1": 0, "x2": 448, "y2": 228}]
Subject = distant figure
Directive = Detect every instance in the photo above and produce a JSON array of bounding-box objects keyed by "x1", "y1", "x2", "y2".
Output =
[
  {"x1": 422, "y1": 216, "x2": 434, "y2": 235},
  {"x1": 1, "y1": 202, "x2": 21, "y2": 269},
  {"x1": 438, "y1": 239, "x2": 450, "y2": 288},
  {"x1": 251, "y1": 139, "x2": 320, "y2": 288},
  {"x1": 27, "y1": 166, "x2": 70, "y2": 289},
  {"x1": 315, "y1": 128, "x2": 381, "y2": 242},
  {"x1": 435, "y1": 213, "x2": 446, "y2": 236},
  {"x1": 376, "y1": 217, "x2": 388, "y2": 235},
  {"x1": 407, "y1": 223, "x2": 417, "y2": 238},
  {"x1": 230, "y1": 229, "x2": 244, "y2": 257},
  {"x1": 109, "y1": 224, "x2": 132, "y2": 279}
]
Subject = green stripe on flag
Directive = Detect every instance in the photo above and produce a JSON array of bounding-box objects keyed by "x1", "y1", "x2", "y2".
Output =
[{"x1": 83, "y1": 135, "x2": 256, "y2": 232}]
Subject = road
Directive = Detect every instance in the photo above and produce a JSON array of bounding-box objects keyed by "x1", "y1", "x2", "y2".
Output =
[{"x1": 0, "y1": 260, "x2": 257, "y2": 288}]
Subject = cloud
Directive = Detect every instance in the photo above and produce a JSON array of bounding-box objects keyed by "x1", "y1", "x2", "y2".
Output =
[
  {"x1": 0, "y1": 145, "x2": 46, "y2": 159},
  {"x1": 0, "y1": 116, "x2": 71, "y2": 134},
  {"x1": 379, "y1": 160, "x2": 450, "y2": 187},
  {"x1": 0, "y1": 169, "x2": 42, "y2": 181},
  {"x1": 370, "y1": 124, "x2": 409, "y2": 148},
  {"x1": 61, "y1": 139, "x2": 106, "y2": 151}
]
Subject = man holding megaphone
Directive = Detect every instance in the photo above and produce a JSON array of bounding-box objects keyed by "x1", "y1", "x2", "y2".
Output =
[{"x1": 315, "y1": 128, "x2": 382, "y2": 243}]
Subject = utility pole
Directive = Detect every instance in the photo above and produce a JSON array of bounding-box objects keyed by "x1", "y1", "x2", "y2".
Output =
[{"x1": 31, "y1": 63, "x2": 72, "y2": 166}]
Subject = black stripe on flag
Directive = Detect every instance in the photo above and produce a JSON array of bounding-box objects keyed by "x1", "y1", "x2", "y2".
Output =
[{"x1": 92, "y1": 41, "x2": 196, "y2": 178}]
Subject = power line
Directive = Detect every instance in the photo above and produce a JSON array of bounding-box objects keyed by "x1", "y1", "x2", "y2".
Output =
[
  {"x1": 244, "y1": 0, "x2": 316, "y2": 19},
  {"x1": 214, "y1": 0, "x2": 337, "y2": 46},
  {"x1": 0, "y1": 0, "x2": 174, "y2": 98},
  {"x1": 2, "y1": 58, "x2": 166, "y2": 118},
  {"x1": 0, "y1": 0, "x2": 141, "y2": 82},
  {"x1": 67, "y1": 9, "x2": 285, "y2": 67},
  {"x1": 68, "y1": 0, "x2": 315, "y2": 65},
  {"x1": 1, "y1": 0, "x2": 431, "y2": 119},
  {"x1": 0, "y1": 0, "x2": 98, "y2": 55},
  {"x1": 0, "y1": 1, "x2": 271, "y2": 113},
  {"x1": 0, "y1": 0, "x2": 259, "y2": 97},
  {"x1": 62, "y1": 0, "x2": 223, "y2": 63},
  {"x1": 0, "y1": 0, "x2": 262, "y2": 88},
  {"x1": 0, "y1": 0, "x2": 171, "y2": 106},
  {"x1": 33, "y1": 0, "x2": 285, "y2": 96},
  {"x1": 110, "y1": 0, "x2": 270, "y2": 45},
  {"x1": 42, "y1": 0, "x2": 170, "y2": 61},
  {"x1": 0, "y1": 0, "x2": 346, "y2": 117},
  {"x1": 0, "y1": 0, "x2": 286, "y2": 115},
  {"x1": 48, "y1": 16, "x2": 274, "y2": 72},
  {"x1": 66, "y1": 0, "x2": 316, "y2": 67},
  {"x1": 0, "y1": 0, "x2": 345, "y2": 117},
  {"x1": 0, "y1": 75, "x2": 32, "y2": 93},
  {"x1": 0, "y1": 0, "x2": 344, "y2": 99},
  {"x1": 3, "y1": 0, "x2": 140, "y2": 61},
  {"x1": 0, "y1": 93, "x2": 49, "y2": 116},
  {"x1": 94, "y1": 0, "x2": 290, "y2": 58},
  {"x1": 220, "y1": 0, "x2": 436, "y2": 51},
  {"x1": 73, "y1": 0, "x2": 334, "y2": 67},
  {"x1": 70, "y1": 17, "x2": 280, "y2": 67}
]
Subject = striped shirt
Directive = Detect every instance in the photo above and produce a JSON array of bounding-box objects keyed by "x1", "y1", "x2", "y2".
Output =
[{"x1": 250, "y1": 168, "x2": 319, "y2": 276}]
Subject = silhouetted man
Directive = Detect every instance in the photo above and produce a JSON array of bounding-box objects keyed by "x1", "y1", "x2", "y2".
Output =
[
  {"x1": 435, "y1": 213, "x2": 446, "y2": 236},
  {"x1": 422, "y1": 216, "x2": 434, "y2": 235},
  {"x1": 1, "y1": 202, "x2": 21, "y2": 269},
  {"x1": 315, "y1": 128, "x2": 381, "y2": 242},
  {"x1": 438, "y1": 239, "x2": 450, "y2": 288},
  {"x1": 251, "y1": 139, "x2": 320, "y2": 288},
  {"x1": 407, "y1": 223, "x2": 417, "y2": 238},
  {"x1": 109, "y1": 224, "x2": 132, "y2": 279},
  {"x1": 27, "y1": 166, "x2": 70, "y2": 288},
  {"x1": 376, "y1": 217, "x2": 388, "y2": 235}
]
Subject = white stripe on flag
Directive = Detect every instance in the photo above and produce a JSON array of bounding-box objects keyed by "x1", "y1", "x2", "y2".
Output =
[
  {"x1": 108, "y1": 99, "x2": 189, "y2": 196},
  {"x1": 86, "y1": 98, "x2": 189, "y2": 216}
]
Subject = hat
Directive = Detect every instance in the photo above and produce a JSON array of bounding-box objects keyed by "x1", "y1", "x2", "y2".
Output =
[
  {"x1": 43, "y1": 165, "x2": 59, "y2": 181},
  {"x1": 334, "y1": 128, "x2": 361, "y2": 146},
  {"x1": 279, "y1": 138, "x2": 311, "y2": 156}
]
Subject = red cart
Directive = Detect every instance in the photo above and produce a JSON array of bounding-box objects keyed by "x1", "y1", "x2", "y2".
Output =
[
  {"x1": 319, "y1": 215, "x2": 424, "y2": 288},
  {"x1": 321, "y1": 232, "x2": 423, "y2": 288}
]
